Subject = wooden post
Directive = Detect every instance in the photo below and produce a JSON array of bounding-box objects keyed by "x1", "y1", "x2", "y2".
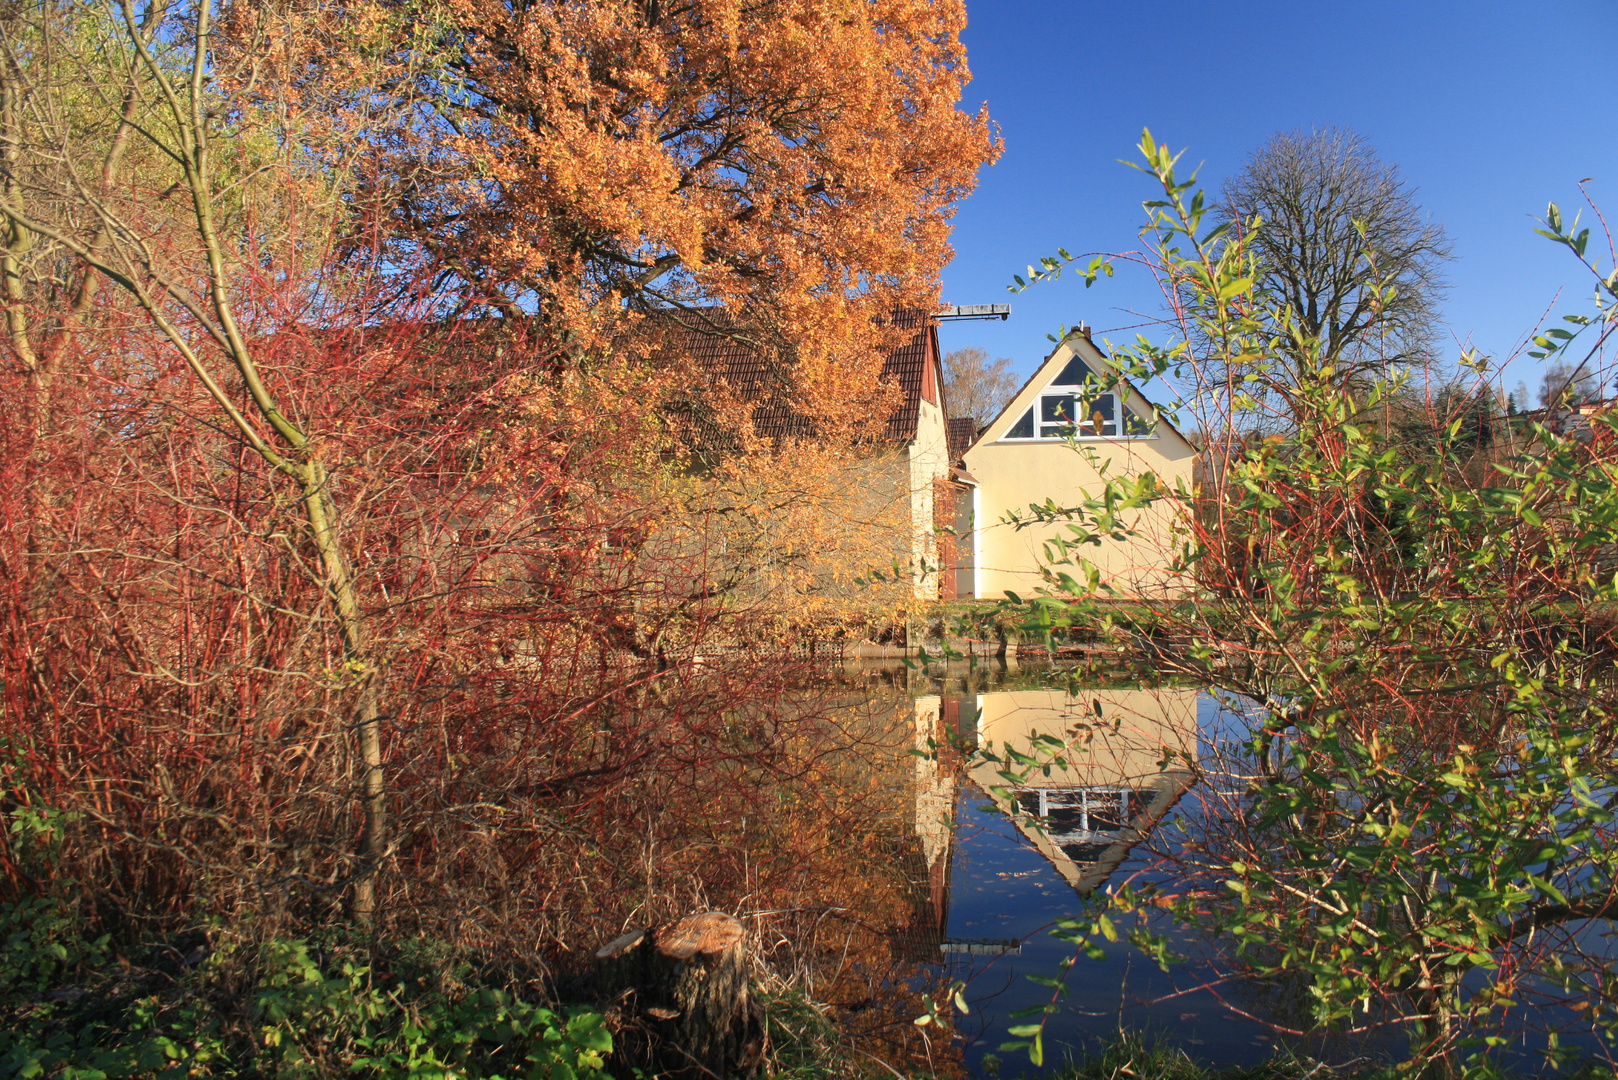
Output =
[{"x1": 596, "y1": 912, "x2": 765, "y2": 1078}]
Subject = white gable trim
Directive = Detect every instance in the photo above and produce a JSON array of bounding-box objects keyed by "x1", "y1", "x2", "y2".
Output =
[{"x1": 970, "y1": 333, "x2": 1194, "y2": 458}]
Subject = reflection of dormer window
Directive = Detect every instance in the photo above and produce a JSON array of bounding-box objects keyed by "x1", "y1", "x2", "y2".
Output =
[
  {"x1": 1000, "y1": 350, "x2": 1156, "y2": 442},
  {"x1": 1014, "y1": 787, "x2": 1143, "y2": 854}
]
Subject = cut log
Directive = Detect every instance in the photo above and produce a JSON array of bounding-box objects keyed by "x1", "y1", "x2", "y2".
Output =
[
  {"x1": 656, "y1": 911, "x2": 747, "y2": 960},
  {"x1": 595, "y1": 912, "x2": 764, "y2": 1078}
]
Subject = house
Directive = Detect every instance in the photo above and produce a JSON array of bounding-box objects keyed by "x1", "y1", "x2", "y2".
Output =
[
  {"x1": 648, "y1": 312, "x2": 1193, "y2": 609},
  {"x1": 954, "y1": 328, "x2": 1198, "y2": 600},
  {"x1": 651, "y1": 309, "x2": 954, "y2": 604},
  {"x1": 1515, "y1": 396, "x2": 1614, "y2": 445}
]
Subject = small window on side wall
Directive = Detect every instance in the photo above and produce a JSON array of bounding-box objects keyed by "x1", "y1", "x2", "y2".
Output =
[{"x1": 1007, "y1": 408, "x2": 1035, "y2": 439}]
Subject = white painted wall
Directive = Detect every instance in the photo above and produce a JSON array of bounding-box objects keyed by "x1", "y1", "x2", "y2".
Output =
[{"x1": 908, "y1": 394, "x2": 952, "y2": 599}]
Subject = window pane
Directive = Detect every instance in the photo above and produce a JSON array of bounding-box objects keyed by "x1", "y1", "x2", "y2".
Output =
[
  {"x1": 1041, "y1": 394, "x2": 1076, "y2": 423},
  {"x1": 1040, "y1": 424, "x2": 1076, "y2": 439},
  {"x1": 1007, "y1": 409, "x2": 1034, "y2": 439},
  {"x1": 1072, "y1": 393, "x2": 1115, "y2": 436},
  {"x1": 1049, "y1": 356, "x2": 1094, "y2": 387}
]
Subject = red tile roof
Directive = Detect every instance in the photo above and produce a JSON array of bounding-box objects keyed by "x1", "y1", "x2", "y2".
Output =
[
  {"x1": 643, "y1": 308, "x2": 937, "y2": 447},
  {"x1": 873, "y1": 309, "x2": 934, "y2": 443},
  {"x1": 946, "y1": 417, "x2": 978, "y2": 462}
]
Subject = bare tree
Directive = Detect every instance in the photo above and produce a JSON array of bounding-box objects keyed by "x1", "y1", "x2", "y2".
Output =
[
  {"x1": 942, "y1": 346, "x2": 1018, "y2": 424},
  {"x1": 1508, "y1": 380, "x2": 1530, "y2": 414},
  {"x1": 1216, "y1": 128, "x2": 1453, "y2": 385},
  {"x1": 1539, "y1": 360, "x2": 1599, "y2": 407}
]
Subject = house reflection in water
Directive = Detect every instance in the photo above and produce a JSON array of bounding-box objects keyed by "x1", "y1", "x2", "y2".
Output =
[{"x1": 914, "y1": 687, "x2": 1197, "y2": 948}]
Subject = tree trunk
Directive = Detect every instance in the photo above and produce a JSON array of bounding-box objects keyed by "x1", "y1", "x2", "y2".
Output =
[
  {"x1": 1409, "y1": 967, "x2": 1461, "y2": 1079},
  {"x1": 596, "y1": 912, "x2": 765, "y2": 1078},
  {"x1": 300, "y1": 462, "x2": 386, "y2": 922}
]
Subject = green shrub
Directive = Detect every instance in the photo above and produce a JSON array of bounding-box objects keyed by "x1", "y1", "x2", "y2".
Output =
[
  {"x1": 966, "y1": 130, "x2": 1618, "y2": 1075},
  {"x1": 0, "y1": 904, "x2": 610, "y2": 1079}
]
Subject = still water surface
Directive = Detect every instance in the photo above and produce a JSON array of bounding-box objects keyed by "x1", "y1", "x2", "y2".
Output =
[
  {"x1": 818, "y1": 661, "x2": 1608, "y2": 1074},
  {"x1": 899, "y1": 671, "x2": 1283, "y2": 1070}
]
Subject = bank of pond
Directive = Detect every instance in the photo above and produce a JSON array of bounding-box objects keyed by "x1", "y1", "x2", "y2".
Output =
[{"x1": 7, "y1": 660, "x2": 1617, "y2": 1079}]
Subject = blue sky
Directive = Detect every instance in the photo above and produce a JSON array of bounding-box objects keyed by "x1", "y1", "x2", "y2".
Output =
[{"x1": 936, "y1": 0, "x2": 1618, "y2": 411}]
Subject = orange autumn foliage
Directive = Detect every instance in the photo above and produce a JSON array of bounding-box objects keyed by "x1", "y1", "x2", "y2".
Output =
[
  {"x1": 330, "y1": 0, "x2": 999, "y2": 627},
  {"x1": 369, "y1": 0, "x2": 998, "y2": 395}
]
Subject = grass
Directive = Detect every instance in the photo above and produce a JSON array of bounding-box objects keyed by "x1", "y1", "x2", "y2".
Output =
[
  {"x1": 1021, "y1": 1032, "x2": 1618, "y2": 1080},
  {"x1": 1037, "y1": 1034, "x2": 1341, "y2": 1080}
]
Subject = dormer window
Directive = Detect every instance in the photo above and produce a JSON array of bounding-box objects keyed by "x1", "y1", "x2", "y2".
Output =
[
  {"x1": 1039, "y1": 392, "x2": 1114, "y2": 437},
  {"x1": 999, "y1": 349, "x2": 1155, "y2": 442}
]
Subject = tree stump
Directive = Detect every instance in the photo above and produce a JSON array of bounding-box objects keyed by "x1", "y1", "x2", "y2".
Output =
[{"x1": 595, "y1": 911, "x2": 764, "y2": 1078}]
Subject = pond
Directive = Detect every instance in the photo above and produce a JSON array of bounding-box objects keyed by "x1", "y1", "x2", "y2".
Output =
[
  {"x1": 883, "y1": 666, "x2": 1304, "y2": 1071},
  {"x1": 930, "y1": 683, "x2": 1277, "y2": 1068},
  {"x1": 768, "y1": 659, "x2": 1617, "y2": 1075}
]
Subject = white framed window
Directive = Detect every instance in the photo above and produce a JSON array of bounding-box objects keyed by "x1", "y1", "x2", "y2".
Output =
[{"x1": 999, "y1": 353, "x2": 1155, "y2": 442}]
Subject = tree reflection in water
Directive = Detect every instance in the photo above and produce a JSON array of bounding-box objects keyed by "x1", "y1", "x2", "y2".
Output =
[
  {"x1": 520, "y1": 658, "x2": 1609, "y2": 1074},
  {"x1": 554, "y1": 667, "x2": 971, "y2": 1077}
]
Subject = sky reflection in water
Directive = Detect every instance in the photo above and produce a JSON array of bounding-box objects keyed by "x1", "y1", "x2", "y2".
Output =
[
  {"x1": 918, "y1": 685, "x2": 1290, "y2": 1070},
  {"x1": 887, "y1": 675, "x2": 1610, "y2": 1074}
]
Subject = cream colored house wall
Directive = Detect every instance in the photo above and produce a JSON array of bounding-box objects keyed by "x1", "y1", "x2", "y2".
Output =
[
  {"x1": 967, "y1": 688, "x2": 1198, "y2": 790},
  {"x1": 908, "y1": 395, "x2": 951, "y2": 599},
  {"x1": 962, "y1": 335, "x2": 1196, "y2": 600}
]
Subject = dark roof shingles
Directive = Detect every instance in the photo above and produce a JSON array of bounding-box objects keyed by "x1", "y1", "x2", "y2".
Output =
[
  {"x1": 946, "y1": 417, "x2": 977, "y2": 462},
  {"x1": 647, "y1": 309, "x2": 934, "y2": 446}
]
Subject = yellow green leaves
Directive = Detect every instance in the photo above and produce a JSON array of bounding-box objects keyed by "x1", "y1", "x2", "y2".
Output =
[
  {"x1": 912, "y1": 982, "x2": 967, "y2": 1027},
  {"x1": 1216, "y1": 275, "x2": 1254, "y2": 303},
  {"x1": 1010, "y1": 252, "x2": 1113, "y2": 294},
  {"x1": 1536, "y1": 201, "x2": 1592, "y2": 259}
]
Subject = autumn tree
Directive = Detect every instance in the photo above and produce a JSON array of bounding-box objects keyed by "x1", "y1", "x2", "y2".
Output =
[
  {"x1": 358, "y1": 0, "x2": 1003, "y2": 625},
  {"x1": 376, "y1": 0, "x2": 998, "y2": 408},
  {"x1": 943, "y1": 345, "x2": 1019, "y2": 424}
]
